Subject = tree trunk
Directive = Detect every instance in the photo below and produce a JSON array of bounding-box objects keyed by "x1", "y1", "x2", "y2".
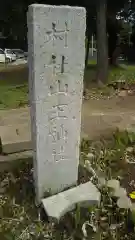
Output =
[
  {"x1": 85, "y1": 35, "x2": 90, "y2": 68},
  {"x1": 96, "y1": 0, "x2": 108, "y2": 84},
  {"x1": 108, "y1": 27, "x2": 118, "y2": 65}
]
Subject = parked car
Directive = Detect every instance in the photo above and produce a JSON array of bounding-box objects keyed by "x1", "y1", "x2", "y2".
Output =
[
  {"x1": 4, "y1": 49, "x2": 16, "y2": 62},
  {"x1": 24, "y1": 51, "x2": 28, "y2": 59},
  {"x1": 0, "y1": 48, "x2": 17, "y2": 63},
  {"x1": 12, "y1": 49, "x2": 25, "y2": 59},
  {"x1": 0, "y1": 49, "x2": 6, "y2": 63}
]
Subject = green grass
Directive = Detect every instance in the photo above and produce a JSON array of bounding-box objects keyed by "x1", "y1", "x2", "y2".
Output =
[
  {"x1": 88, "y1": 59, "x2": 97, "y2": 65},
  {"x1": 85, "y1": 62, "x2": 135, "y2": 95},
  {"x1": 0, "y1": 84, "x2": 28, "y2": 109},
  {"x1": 108, "y1": 64, "x2": 135, "y2": 84},
  {"x1": 0, "y1": 64, "x2": 28, "y2": 85},
  {"x1": 0, "y1": 64, "x2": 28, "y2": 109}
]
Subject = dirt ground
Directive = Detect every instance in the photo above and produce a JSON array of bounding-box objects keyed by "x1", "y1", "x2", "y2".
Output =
[
  {"x1": 0, "y1": 94, "x2": 135, "y2": 141},
  {"x1": 82, "y1": 94, "x2": 135, "y2": 139}
]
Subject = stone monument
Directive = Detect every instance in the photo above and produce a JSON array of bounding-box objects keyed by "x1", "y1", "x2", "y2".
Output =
[{"x1": 28, "y1": 4, "x2": 100, "y2": 219}]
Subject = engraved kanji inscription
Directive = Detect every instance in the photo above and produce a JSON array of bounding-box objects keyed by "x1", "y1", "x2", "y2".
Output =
[
  {"x1": 49, "y1": 122, "x2": 68, "y2": 162},
  {"x1": 49, "y1": 124, "x2": 68, "y2": 144},
  {"x1": 61, "y1": 56, "x2": 65, "y2": 73},
  {"x1": 49, "y1": 79, "x2": 68, "y2": 95},
  {"x1": 49, "y1": 124, "x2": 57, "y2": 143},
  {"x1": 51, "y1": 54, "x2": 68, "y2": 74},
  {"x1": 49, "y1": 104, "x2": 68, "y2": 120},
  {"x1": 60, "y1": 124, "x2": 68, "y2": 143},
  {"x1": 52, "y1": 149, "x2": 57, "y2": 161},
  {"x1": 45, "y1": 22, "x2": 69, "y2": 47}
]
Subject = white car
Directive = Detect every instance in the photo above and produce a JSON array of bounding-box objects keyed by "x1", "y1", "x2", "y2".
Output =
[
  {"x1": 12, "y1": 49, "x2": 25, "y2": 59},
  {"x1": 4, "y1": 49, "x2": 16, "y2": 62},
  {"x1": 0, "y1": 49, "x2": 6, "y2": 63}
]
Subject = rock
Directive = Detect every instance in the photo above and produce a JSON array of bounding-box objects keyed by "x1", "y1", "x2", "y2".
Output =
[
  {"x1": 113, "y1": 187, "x2": 127, "y2": 198},
  {"x1": 117, "y1": 196, "x2": 132, "y2": 209},
  {"x1": 118, "y1": 90, "x2": 128, "y2": 97},
  {"x1": 107, "y1": 179, "x2": 120, "y2": 190},
  {"x1": 128, "y1": 90, "x2": 135, "y2": 96},
  {"x1": 0, "y1": 124, "x2": 31, "y2": 154},
  {"x1": 42, "y1": 181, "x2": 100, "y2": 221}
]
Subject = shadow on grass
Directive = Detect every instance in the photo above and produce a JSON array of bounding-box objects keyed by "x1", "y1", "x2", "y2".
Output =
[
  {"x1": 84, "y1": 62, "x2": 135, "y2": 89},
  {"x1": 0, "y1": 64, "x2": 28, "y2": 87},
  {"x1": 0, "y1": 63, "x2": 28, "y2": 109}
]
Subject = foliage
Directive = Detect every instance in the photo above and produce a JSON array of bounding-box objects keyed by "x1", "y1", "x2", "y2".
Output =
[
  {"x1": 81, "y1": 129, "x2": 135, "y2": 179},
  {"x1": 0, "y1": 0, "x2": 132, "y2": 47},
  {"x1": 1, "y1": 130, "x2": 135, "y2": 238}
]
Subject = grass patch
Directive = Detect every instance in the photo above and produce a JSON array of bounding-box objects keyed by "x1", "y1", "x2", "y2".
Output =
[
  {"x1": 0, "y1": 84, "x2": 28, "y2": 109},
  {"x1": 88, "y1": 59, "x2": 97, "y2": 65},
  {"x1": 0, "y1": 64, "x2": 28, "y2": 86},
  {"x1": 85, "y1": 62, "x2": 135, "y2": 85},
  {"x1": 108, "y1": 64, "x2": 135, "y2": 84},
  {"x1": 84, "y1": 63, "x2": 135, "y2": 97},
  {"x1": 0, "y1": 64, "x2": 28, "y2": 109}
]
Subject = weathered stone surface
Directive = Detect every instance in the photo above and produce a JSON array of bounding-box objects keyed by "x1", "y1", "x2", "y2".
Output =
[
  {"x1": 117, "y1": 196, "x2": 132, "y2": 209},
  {"x1": 27, "y1": 4, "x2": 86, "y2": 202},
  {"x1": 42, "y1": 181, "x2": 100, "y2": 220},
  {"x1": 0, "y1": 124, "x2": 31, "y2": 154},
  {"x1": 113, "y1": 187, "x2": 127, "y2": 198},
  {"x1": 107, "y1": 179, "x2": 120, "y2": 190}
]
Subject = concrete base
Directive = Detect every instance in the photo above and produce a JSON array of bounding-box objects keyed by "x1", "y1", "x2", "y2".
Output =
[
  {"x1": 0, "y1": 123, "x2": 31, "y2": 154},
  {"x1": 42, "y1": 181, "x2": 100, "y2": 221}
]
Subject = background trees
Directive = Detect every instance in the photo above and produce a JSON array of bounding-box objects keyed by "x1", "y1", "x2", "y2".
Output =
[{"x1": 0, "y1": 0, "x2": 135, "y2": 82}]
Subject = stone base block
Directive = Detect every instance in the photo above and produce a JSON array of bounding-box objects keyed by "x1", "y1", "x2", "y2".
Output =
[
  {"x1": 42, "y1": 181, "x2": 100, "y2": 221},
  {"x1": 0, "y1": 124, "x2": 31, "y2": 154}
]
